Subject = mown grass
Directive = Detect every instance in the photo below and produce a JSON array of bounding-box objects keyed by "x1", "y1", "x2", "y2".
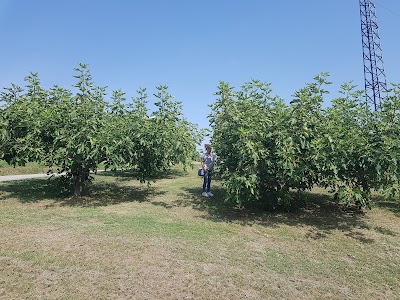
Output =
[
  {"x1": 0, "y1": 167, "x2": 399, "y2": 300},
  {"x1": 0, "y1": 161, "x2": 107, "y2": 176},
  {"x1": 0, "y1": 161, "x2": 49, "y2": 176}
]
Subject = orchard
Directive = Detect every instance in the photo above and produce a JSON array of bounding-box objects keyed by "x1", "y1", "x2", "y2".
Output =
[{"x1": 1, "y1": 66, "x2": 400, "y2": 209}]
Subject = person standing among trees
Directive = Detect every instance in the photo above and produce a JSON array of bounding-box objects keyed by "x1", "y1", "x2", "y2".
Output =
[{"x1": 200, "y1": 144, "x2": 219, "y2": 197}]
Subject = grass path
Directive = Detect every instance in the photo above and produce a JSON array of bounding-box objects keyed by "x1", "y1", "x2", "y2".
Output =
[{"x1": 0, "y1": 167, "x2": 399, "y2": 299}]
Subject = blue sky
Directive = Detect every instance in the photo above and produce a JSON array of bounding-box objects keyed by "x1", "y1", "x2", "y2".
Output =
[{"x1": 1, "y1": 0, "x2": 399, "y2": 144}]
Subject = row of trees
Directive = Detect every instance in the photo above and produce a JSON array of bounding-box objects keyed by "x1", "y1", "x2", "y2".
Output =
[
  {"x1": 209, "y1": 74, "x2": 400, "y2": 210},
  {"x1": 0, "y1": 64, "x2": 203, "y2": 197},
  {"x1": 2, "y1": 66, "x2": 399, "y2": 209}
]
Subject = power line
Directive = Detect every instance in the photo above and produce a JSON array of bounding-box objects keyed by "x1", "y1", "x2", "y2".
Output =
[{"x1": 376, "y1": 1, "x2": 400, "y2": 17}]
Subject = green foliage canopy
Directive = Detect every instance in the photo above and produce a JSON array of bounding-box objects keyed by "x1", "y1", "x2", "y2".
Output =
[
  {"x1": 0, "y1": 64, "x2": 202, "y2": 197},
  {"x1": 209, "y1": 74, "x2": 400, "y2": 210}
]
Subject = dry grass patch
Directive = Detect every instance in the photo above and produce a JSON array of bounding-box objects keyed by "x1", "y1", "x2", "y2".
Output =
[{"x1": 0, "y1": 167, "x2": 399, "y2": 299}]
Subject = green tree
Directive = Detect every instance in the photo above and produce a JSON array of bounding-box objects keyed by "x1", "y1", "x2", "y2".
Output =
[
  {"x1": 39, "y1": 64, "x2": 108, "y2": 196},
  {"x1": 0, "y1": 78, "x2": 44, "y2": 166},
  {"x1": 317, "y1": 82, "x2": 384, "y2": 208},
  {"x1": 103, "y1": 85, "x2": 202, "y2": 182},
  {"x1": 375, "y1": 83, "x2": 400, "y2": 200},
  {"x1": 209, "y1": 74, "x2": 398, "y2": 210}
]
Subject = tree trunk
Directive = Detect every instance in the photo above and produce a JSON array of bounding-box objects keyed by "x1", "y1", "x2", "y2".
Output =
[
  {"x1": 73, "y1": 173, "x2": 83, "y2": 197},
  {"x1": 73, "y1": 167, "x2": 89, "y2": 197}
]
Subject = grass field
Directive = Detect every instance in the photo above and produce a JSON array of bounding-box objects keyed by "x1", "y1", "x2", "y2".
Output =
[
  {"x1": 0, "y1": 161, "x2": 49, "y2": 176},
  {"x1": 0, "y1": 166, "x2": 399, "y2": 299}
]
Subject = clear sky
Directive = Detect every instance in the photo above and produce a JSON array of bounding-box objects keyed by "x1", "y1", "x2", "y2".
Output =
[{"x1": 1, "y1": 0, "x2": 399, "y2": 144}]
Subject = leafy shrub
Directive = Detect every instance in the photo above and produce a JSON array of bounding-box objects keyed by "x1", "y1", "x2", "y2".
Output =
[{"x1": 210, "y1": 75, "x2": 400, "y2": 210}]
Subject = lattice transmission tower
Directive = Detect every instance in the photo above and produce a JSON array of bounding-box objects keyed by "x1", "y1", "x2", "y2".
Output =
[{"x1": 359, "y1": 0, "x2": 387, "y2": 111}]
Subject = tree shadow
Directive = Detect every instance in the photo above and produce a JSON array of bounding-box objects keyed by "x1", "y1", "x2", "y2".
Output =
[
  {"x1": 373, "y1": 199, "x2": 400, "y2": 217},
  {"x1": 178, "y1": 187, "x2": 391, "y2": 243},
  {"x1": 0, "y1": 179, "x2": 64, "y2": 202},
  {"x1": 96, "y1": 168, "x2": 189, "y2": 182},
  {"x1": 0, "y1": 178, "x2": 165, "y2": 207},
  {"x1": 2, "y1": 175, "x2": 397, "y2": 243},
  {"x1": 59, "y1": 182, "x2": 165, "y2": 207}
]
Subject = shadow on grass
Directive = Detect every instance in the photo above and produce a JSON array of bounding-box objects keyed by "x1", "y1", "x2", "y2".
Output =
[
  {"x1": 2, "y1": 175, "x2": 398, "y2": 242},
  {"x1": 373, "y1": 199, "x2": 400, "y2": 216},
  {"x1": 96, "y1": 168, "x2": 189, "y2": 182},
  {"x1": 176, "y1": 186, "x2": 395, "y2": 243},
  {"x1": 0, "y1": 179, "x2": 64, "y2": 202},
  {"x1": 0, "y1": 178, "x2": 165, "y2": 207},
  {"x1": 65, "y1": 182, "x2": 164, "y2": 207}
]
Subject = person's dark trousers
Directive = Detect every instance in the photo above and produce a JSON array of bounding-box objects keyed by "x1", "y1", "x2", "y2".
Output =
[{"x1": 202, "y1": 170, "x2": 212, "y2": 193}]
